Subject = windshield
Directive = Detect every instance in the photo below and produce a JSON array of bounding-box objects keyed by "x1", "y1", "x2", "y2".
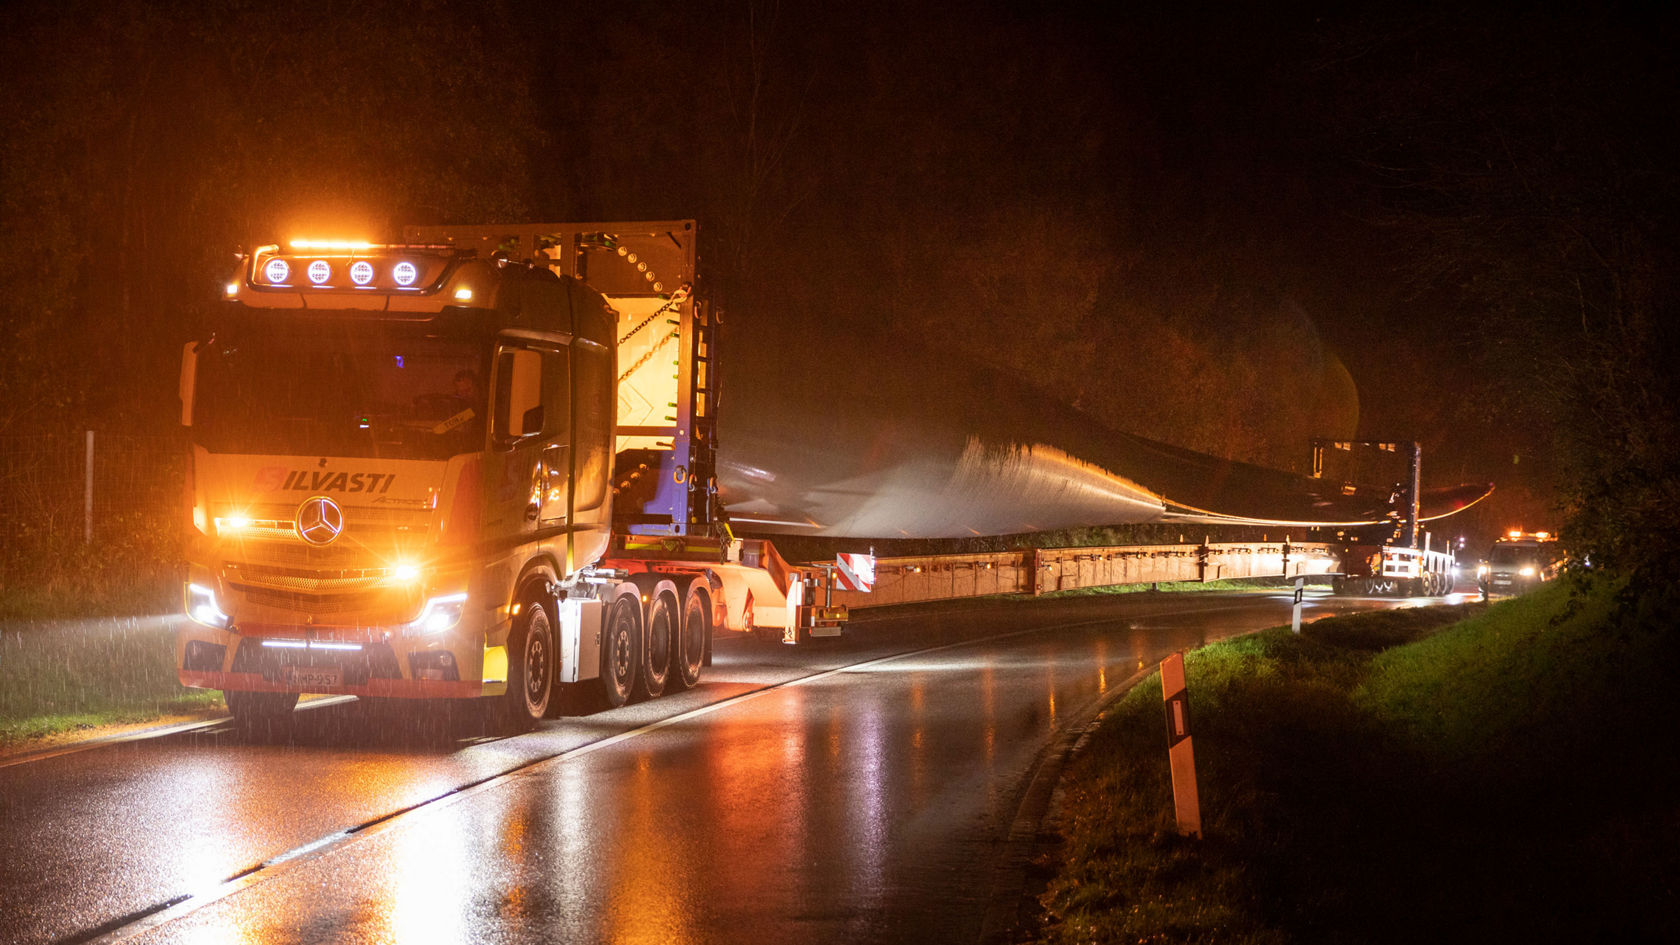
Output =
[
  {"x1": 193, "y1": 317, "x2": 490, "y2": 460},
  {"x1": 1488, "y1": 544, "x2": 1540, "y2": 566}
]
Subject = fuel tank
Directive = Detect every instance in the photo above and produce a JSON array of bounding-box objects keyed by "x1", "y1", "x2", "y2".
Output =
[{"x1": 714, "y1": 328, "x2": 1491, "y2": 539}]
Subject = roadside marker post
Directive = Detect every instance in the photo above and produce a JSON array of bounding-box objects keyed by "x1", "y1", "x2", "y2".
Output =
[
  {"x1": 1160, "y1": 651, "x2": 1203, "y2": 838},
  {"x1": 1291, "y1": 576, "x2": 1305, "y2": 633}
]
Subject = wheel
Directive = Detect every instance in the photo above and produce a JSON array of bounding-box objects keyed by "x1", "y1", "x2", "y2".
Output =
[
  {"x1": 599, "y1": 592, "x2": 640, "y2": 708},
  {"x1": 635, "y1": 585, "x2": 677, "y2": 700},
  {"x1": 672, "y1": 582, "x2": 709, "y2": 691},
  {"x1": 1331, "y1": 576, "x2": 1347, "y2": 595},
  {"x1": 499, "y1": 593, "x2": 555, "y2": 732},
  {"x1": 224, "y1": 690, "x2": 299, "y2": 729}
]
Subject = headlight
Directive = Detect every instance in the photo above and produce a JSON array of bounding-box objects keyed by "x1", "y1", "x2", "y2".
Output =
[
  {"x1": 186, "y1": 583, "x2": 231, "y2": 629},
  {"x1": 407, "y1": 593, "x2": 468, "y2": 635},
  {"x1": 1477, "y1": 564, "x2": 1489, "y2": 577},
  {"x1": 1518, "y1": 566, "x2": 1535, "y2": 577},
  {"x1": 388, "y1": 561, "x2": 424, "y2": 585}
]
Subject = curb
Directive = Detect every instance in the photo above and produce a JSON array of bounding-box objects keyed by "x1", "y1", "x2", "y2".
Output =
[{"x1": 979, "y1": 662, "x2": 1158, "y2": 944}]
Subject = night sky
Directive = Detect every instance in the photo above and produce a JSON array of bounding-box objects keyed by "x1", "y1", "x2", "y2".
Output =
[{"x1": 2, "y1": 1, "x2": 1674, "y2": 555}]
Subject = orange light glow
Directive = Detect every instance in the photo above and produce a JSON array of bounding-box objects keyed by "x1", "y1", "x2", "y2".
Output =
[{"x1": 289, "y1": 238, "x2": 375, "y2": 252}]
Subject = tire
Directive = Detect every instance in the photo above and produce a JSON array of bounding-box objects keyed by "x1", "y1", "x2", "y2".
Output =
[
  {"x1": 672, "y1": 582, "x2": 709, "y2": 691},
  {"x1": 635, "y1": 584, "x2": 677, "y2": 700},
  {"x1": 500, "y1": 593, "x2": 555, "y2": 732},
  {"x1": 599, "y1": 592, "x2": 640, "y2": 708},
  {"x1": 225, "y1": 690, "x2": 299, "y2": 729}
]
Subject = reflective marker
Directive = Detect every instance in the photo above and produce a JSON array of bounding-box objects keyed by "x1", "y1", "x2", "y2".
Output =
[{"x1": 1160, "y1": 652, "x2": 1202, "y2": 838}]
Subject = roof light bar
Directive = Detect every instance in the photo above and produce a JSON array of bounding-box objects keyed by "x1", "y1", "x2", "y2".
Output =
[{"x1": 290, "y1": 239, "x2": 375, "y2": 251}]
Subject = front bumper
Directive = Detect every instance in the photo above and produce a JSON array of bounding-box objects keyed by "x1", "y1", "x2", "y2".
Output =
[{"x1": 176, "y1": 619, "x2": 504, "y2": 701}]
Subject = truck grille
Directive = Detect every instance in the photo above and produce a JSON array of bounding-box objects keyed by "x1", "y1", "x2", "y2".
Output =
[
  {"x1": 225, "y1": 504, "x2": 433, "y2": 546},
  {"x1": 216, "y1": 506, "x2": 433, "y2": 621},
  {"x1": 225, "y1": 562, "x2": 396, "y2": 593},
  {"x1": 228, "y1": 583, "x2": 401, "y2": 616}
]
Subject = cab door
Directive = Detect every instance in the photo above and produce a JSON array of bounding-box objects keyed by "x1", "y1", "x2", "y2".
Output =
[{"x1": 491, "y1": 341, "x2": 570, "y2": 535}]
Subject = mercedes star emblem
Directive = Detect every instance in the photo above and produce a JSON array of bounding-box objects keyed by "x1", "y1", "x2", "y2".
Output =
[{"x1": 294, "y1": 495, "x2": 344, "y2": 546}]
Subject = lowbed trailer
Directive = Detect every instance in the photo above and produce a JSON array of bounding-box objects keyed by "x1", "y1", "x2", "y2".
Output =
[{"x1": 178, "y1": 221, "x2": 854, "y2": 730}]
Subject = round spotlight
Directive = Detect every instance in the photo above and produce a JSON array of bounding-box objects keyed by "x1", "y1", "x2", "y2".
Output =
[
  {"x1": 263, "y1": 259, "x2": 291, "y2": 284},
  {"x1": 392, "y1": 261, "x2": 419, "y2": 287},
  {"x1": 349, "y1": 261, "x2": 375, "y2": 286},
  {"x1": 306, "y1": 260, "x2": 331, "y2": 284}
]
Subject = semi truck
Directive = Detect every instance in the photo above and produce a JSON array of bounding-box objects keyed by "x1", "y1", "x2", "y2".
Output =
[{"x1": 177, "y1": 220, "x2": 856, "y2": 730}]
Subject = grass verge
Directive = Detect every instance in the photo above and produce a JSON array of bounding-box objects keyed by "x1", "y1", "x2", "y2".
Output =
[
  {"x1": 0, "y1": 617, "x2": 223, "y2": 749},
  {"x1": 1033, "y1": 579, "x2": 1680, "y2": 944}
]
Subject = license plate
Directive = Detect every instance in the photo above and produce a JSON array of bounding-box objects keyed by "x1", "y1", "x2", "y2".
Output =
[{"x1": 283, "y1": 666, "x2": 343, "y2": 689}]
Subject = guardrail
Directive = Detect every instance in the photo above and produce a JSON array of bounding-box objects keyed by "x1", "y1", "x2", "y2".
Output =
[{"x1": 829, "y1": 541, "x2": 1341, "y2": 609}]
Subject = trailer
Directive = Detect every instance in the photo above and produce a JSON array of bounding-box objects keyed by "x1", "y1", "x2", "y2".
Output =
[
  {"x1": 177, "y1": 221, "x2": 857, "y2": 730},
  {"x1": 1313, "y1": 439, "x2": 1458, "y2": 596}
]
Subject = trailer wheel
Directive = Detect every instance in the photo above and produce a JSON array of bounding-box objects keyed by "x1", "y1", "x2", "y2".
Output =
[
  {"x1": 672, "y1": 582, "x2": 709, "y2": 691},
  {"x1": 599, "y1": 592, "x2": 640, "y2": 708},
  {"x1": 499, "y1": 594, "x2": 555, "y2": 732},
  {"x1": 225, "y1": 690, "x2": 298, "y2": 730},
  {"x1": 635, "y1": 587, "x2": 677, "y2": 700}
]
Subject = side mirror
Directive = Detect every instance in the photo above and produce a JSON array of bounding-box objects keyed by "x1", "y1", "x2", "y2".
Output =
[
  {"x1": 499, "y1": 348, "x2": 544, "y2": 441},
  {"x1": 179, "y1": 342, "x2": 199, "y2": 427}
]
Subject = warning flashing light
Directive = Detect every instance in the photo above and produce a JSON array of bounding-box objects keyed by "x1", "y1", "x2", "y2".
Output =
[{"x1": 247, "y1": 242, "x2": 457, "y2": 294}]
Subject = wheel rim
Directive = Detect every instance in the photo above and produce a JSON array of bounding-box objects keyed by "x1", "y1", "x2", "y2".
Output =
[
  {"x1": 650, "y1": 602, "x2": 672, "y2": 671},
  {"x1": 611, "y1": 608, "x2": 634, "y2": 686},
  {"x1": 683, "y1": 595, "x2": 706, "y2": 678},
  {"x1": 523, "y1": 610, "x2": 551, "y2": 716}
]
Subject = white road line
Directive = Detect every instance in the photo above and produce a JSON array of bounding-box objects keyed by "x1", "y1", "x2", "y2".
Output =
[{"x1": 87, "y1": 598, "x2": 1280, "y2": 943}]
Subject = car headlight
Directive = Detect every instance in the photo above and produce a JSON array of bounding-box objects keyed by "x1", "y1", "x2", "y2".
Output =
[
  {"x1": 1477, "y1": 564, "x2": 1489, "y2": 577},
  {"x1": 1518, "y1": 566, "x2": 1535, "y2": 577},
  {"x1": 186, "y1": 582, "x2": 231, "y2": 629},
  {"x1": 407, "y1": 593, "x2": 468, "y2": 635}
]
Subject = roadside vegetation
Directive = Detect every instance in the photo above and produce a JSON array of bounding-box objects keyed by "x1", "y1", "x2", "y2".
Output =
[
  {"x1": 1032, "y1": 578, "x2": 1679, "y2": 944},
  {"x1": 0, "y1": 617, "x2": 221, "y2": 748}
]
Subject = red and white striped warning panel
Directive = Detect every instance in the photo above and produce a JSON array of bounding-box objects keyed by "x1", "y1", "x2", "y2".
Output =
[{"x1": 835, "y1": 553, "x2": 876, "y2": 592}]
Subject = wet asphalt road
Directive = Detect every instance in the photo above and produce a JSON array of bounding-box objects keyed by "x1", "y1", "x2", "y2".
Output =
[{"x1": 0, "y1": 587, "x2": 1461, "y2": 945}]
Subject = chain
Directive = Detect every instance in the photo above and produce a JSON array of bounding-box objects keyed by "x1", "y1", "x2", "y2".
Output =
[
  {"x1": 618, "y1": 332, "x2": 676, "y2": 384},
  {"x1": 617, "y1": 287, "x2": 690, "y2": 345}
]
